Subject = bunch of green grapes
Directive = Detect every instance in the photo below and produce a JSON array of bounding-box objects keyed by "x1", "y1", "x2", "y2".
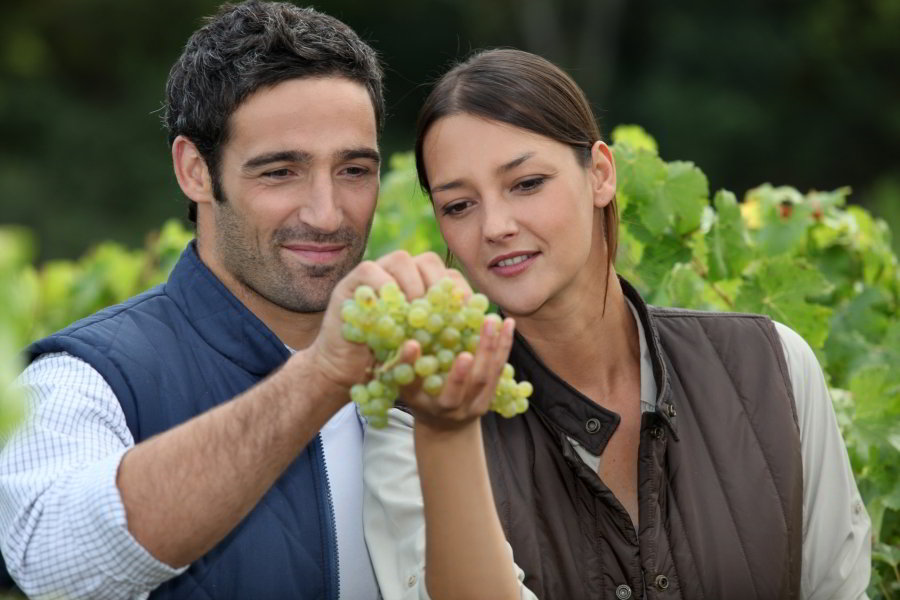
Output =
[{"x1": 341, "y1": 278, "x2": 533, "y2": 428}]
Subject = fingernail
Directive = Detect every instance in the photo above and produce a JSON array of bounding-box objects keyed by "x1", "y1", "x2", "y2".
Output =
[{"x1": 484, "y1": 319, "x2": 495, "y2": 337}]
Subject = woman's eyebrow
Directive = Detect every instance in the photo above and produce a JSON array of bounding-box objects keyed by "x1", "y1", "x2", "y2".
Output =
[
  {"x1": 496, "y1": 152, "x2": 535, "y2": 175},
  {"x1": 431, "y1": 152, "x2": 537, "y2": 194}
]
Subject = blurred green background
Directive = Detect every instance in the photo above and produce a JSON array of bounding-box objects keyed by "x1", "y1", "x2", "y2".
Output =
[{"x1": 1, "y1": 0, "x2": 898, "y2": 260}]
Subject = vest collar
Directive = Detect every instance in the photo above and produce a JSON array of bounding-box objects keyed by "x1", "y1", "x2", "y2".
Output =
[
  {"x1": 163, "y1": 241, "x2": 291, "y2": 375},
  {"x1": 508, "y1": 276, "x2": 678, "y2": 455},
  {"x1": 620, "y1": 278, "x2": 678, "y2": 438}
]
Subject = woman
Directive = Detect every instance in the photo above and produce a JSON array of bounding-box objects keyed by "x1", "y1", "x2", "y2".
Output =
[{"x1": 363, "y1": 49, "x2": 871, "y2": 600}]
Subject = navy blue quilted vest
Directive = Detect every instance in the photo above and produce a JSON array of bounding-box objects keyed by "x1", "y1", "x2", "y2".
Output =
[{"x1": 27, "y1": 242, "x2": 339, "y2": 600}]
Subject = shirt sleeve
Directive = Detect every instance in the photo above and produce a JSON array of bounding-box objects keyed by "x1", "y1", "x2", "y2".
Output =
[
  {"x1": 0, "y1": 353, "x2": 186, "y2": 599},
  {"x1": 773, "y1": 323, "x2": 872, "y2": 599},
  {"x1": 362, "y1": 408, "x2": 538, "y2": 600}
]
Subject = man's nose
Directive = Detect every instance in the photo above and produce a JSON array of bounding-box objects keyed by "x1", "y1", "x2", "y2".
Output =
[{"x1": 298, "y1": 174, "x2": 342, "y2": 233}]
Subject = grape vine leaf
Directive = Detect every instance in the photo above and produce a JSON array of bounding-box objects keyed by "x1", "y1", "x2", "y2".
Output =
[
  {"x1": 707, "y1": 189, "x2": 752, "y2": 281},
  {"x1": 734, "y1": 256, "x2": 833, "y2": 350}
]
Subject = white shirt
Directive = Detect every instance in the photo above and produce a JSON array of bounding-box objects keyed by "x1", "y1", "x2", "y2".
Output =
[
  {"x1": 362, "y1": 312, "x2": 872, "y2": 600},
  {"x1": 0, "y1": 352, "x2": 378, "y2": 600}
]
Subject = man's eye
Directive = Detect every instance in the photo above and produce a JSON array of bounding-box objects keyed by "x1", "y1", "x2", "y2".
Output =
[
  {"x1": 342, "y1": 166, "x2": 370, "y2": 177},
  {"x1": 514, "y1": 177, "x2": 546, "y2": 192},
  {"x1": 262, "y1": 168, "x2": 292, "y2": 179}
]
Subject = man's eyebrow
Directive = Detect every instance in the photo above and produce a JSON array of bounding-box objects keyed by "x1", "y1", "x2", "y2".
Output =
[
  {"x1": 242, "y1": 150, "x2": 312, "y2": 171},
  {"x1": 431, "y1": 152, "x2": 536, "y2": 194},
  {"x1": 336, "y1": 147, "x2": 381, "y2": 165}
]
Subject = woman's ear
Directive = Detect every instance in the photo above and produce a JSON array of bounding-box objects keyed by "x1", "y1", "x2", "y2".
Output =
[
  {"x1": 589, "y1": 140, "x2": 616, "y2": 209},
  {"x1": 172, "y1": 135, "x2": 215, "y2": 206}
]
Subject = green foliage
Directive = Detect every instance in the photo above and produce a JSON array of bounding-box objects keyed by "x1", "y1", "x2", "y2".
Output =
[
  {"x1": 0, "y1": 127, "x2": 897, "y2": 596},
  {"x1": 610, "y1": 125, "x2": 900, "y2": 598}
]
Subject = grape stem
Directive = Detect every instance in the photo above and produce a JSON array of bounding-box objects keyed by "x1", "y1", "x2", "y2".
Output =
[
  {"x1": 373, "y1": 348, "x2": 404, "y2": 377},
  {"x1": 691, "y1": 258, "x2": 735, "y2": 308}
]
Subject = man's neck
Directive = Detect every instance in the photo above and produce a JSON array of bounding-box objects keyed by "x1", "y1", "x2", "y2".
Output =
[{"x1": 195, "y1": 237, "x2": 325, "y2": 351}]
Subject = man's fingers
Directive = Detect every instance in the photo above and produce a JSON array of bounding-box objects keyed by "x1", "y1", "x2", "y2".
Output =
[
  {"x1": 332, "y1": 260, "x2": 393, "y2": 307},
  {"x1": 412, "y1": 252, "x2": 456, "y2": 292},
  {"x1": 376, "y1": 250, "x2": 431, "y2": 301}
]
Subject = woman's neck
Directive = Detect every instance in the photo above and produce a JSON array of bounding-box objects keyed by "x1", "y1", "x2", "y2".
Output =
[{"x1": 511, "y1": 267, "x2": 640, "y2": 404}]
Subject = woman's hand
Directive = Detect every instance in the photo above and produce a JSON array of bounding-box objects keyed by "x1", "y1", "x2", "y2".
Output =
[{"x1": 398, "y1": 314, "x2": 515, "y2": 432}]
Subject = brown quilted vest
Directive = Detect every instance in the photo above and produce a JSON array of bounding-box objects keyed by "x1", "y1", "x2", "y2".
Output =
[{"x1": 482, "y1": 280, "x2": 803, "y2": 600}]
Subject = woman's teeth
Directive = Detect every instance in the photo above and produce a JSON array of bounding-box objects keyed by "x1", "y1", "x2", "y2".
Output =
[{"x1": 496, "y1": 255, "x2": 531, "y2": 267}]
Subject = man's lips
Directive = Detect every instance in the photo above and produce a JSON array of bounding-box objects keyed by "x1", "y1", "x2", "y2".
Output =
[{"x1": 281, "y1": 243, "x2": 346, "y2": 264}]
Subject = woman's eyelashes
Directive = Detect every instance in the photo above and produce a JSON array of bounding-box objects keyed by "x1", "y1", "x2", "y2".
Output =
[
  {"x1": 439, "y1": 175, "x2": 551, "y2": 217},
  {"x1": 441, "y1": 199, "x2": 473, "y2": 217},
  {"x1": 512, "y1": 175, "x2": 549, "y2": 193}
]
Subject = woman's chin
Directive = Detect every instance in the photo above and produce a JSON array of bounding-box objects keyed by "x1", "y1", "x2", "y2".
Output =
[{"x1": 490, "y1": 293, "x2": 546, "y2": 319}]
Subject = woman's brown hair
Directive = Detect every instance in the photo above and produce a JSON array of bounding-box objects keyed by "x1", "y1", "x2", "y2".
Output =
[{"x1": 414, "y1": 48, "x2": 618, "y2": 267}]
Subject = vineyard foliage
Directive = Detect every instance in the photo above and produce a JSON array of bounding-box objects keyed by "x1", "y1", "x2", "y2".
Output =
[{"x1": 0, "y1": 127, "x2": 898, "y2": 596}]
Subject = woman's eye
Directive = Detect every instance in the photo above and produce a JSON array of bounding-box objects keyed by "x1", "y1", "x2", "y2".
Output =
[
  {"x1": 514, "y1": 176, "x2": 546, "y2": 192},
  {"x1": 441, "y1": 201, "x2": 470, "y2": 216}
]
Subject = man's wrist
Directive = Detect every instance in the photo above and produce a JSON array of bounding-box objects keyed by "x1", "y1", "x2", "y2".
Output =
[{"x1": 283, "y1": 349, "x2": 350, "y2": 415}]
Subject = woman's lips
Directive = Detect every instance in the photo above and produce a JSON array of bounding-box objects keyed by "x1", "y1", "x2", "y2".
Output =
[{"x1": 489, "y1": 252, "x2": 539, "y2": 277}]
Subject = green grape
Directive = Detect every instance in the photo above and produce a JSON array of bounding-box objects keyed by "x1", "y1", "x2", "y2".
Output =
[
  {"x1": 423, "y1": 373, "x2": 444, "y2": 396},
  {"x1": 393, "y1": 363, "x2": 415, "y2": 385},
  {"x1": 341, "y1": 323, "x2": 365, "y2": 343},
  {"x1": 367, "y1": 380, "x2": 385, "y2": 398},
  {"x1": 449, "y1": 312, "x2": 467, "y2": 330},
  {"x1": 424, "y1": 313, "x2": 444, "y2": 333},
  {"x1": 414, "y1": 355, "x2": 439, "y2": 377},
  {"x1": 463, "y1": 333, "x2": 479, "y2": 353},
  {"x1": 467, "y1": 293, "x2": 489, "y2": 313},
  {"x1": 340, "y1": 277, "x2": 531, "y2": 427},
  {"x1": 408, "y1": 306, "x2": 428, "y2": 328},
  {"x1": 375, "y1": 315, "x2": 396, "y2": 338},
  {"x1": 341, "y1": 299, "x2": 361, "y2": 324},
  {"x1": 438, "y1": 327, "x2": 461, "y2": 348},
  {"x1": 464, "y1": 308, "x2": 485, "y2": 330},
  {"x1": 354, "y1": 285, "x2": 377, "y2": 308},
  {"x1": 436, "y1": 348, "x2": 455, "y2": 371},
  {"x1": 350, "y1": 384, "x2": 369, "y2": 404},
  {"x1": 413, "y1": 329, "x2": 433, "y2": 349},
  {"x1": 379, "y1": 281, "x2": 402, "y2": 302}
]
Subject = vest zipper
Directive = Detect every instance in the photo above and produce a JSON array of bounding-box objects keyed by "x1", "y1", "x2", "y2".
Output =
[{"x1": 316, "y1": 434, "x2": 341, "y2": 600}]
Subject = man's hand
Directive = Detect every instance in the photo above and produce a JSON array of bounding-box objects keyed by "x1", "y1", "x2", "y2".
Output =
[{"x1": 303, "y1": 250, "x2": 472, "y2": 404}]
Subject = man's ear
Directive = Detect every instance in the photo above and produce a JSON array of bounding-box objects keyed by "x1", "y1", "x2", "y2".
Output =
[
  {"x1": 172, "y1": 135, "x2": 215, "y2": 205},
  {"x1": 589, "y1": 141, "x2": 616, "y2": 209}
]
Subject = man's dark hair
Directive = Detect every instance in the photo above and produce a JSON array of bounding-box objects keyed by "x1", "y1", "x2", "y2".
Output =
[{"x1": 164, "y1": 0, "x2": 385, "y2": 223}]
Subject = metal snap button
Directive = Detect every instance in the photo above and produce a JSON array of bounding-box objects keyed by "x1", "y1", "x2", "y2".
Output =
[
  {"x1": 615, "y1": 584, "x2": 632, "y2": 599},
  {"x1": 585, "y1": 417, "x2": 602, "y2": 433},
  {"x1": 655, "y1": 574, "x2": 670, "y2": 590},
  {"x1": 650, "y1": 426, "x2": 664, "y2": 440},
  {"x1": 665, "y1": 403, "x2": 677, "y2": 418}
]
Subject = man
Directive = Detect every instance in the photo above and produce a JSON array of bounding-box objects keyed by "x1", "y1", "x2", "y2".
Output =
[{"x1": 0, "y1": 2, "x2": 456, "y2": 598}]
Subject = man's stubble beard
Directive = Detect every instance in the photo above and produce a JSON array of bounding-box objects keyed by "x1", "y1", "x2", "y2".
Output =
[{"x1": 214, "y1": 194, "x2": 373, "y2": 314}]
